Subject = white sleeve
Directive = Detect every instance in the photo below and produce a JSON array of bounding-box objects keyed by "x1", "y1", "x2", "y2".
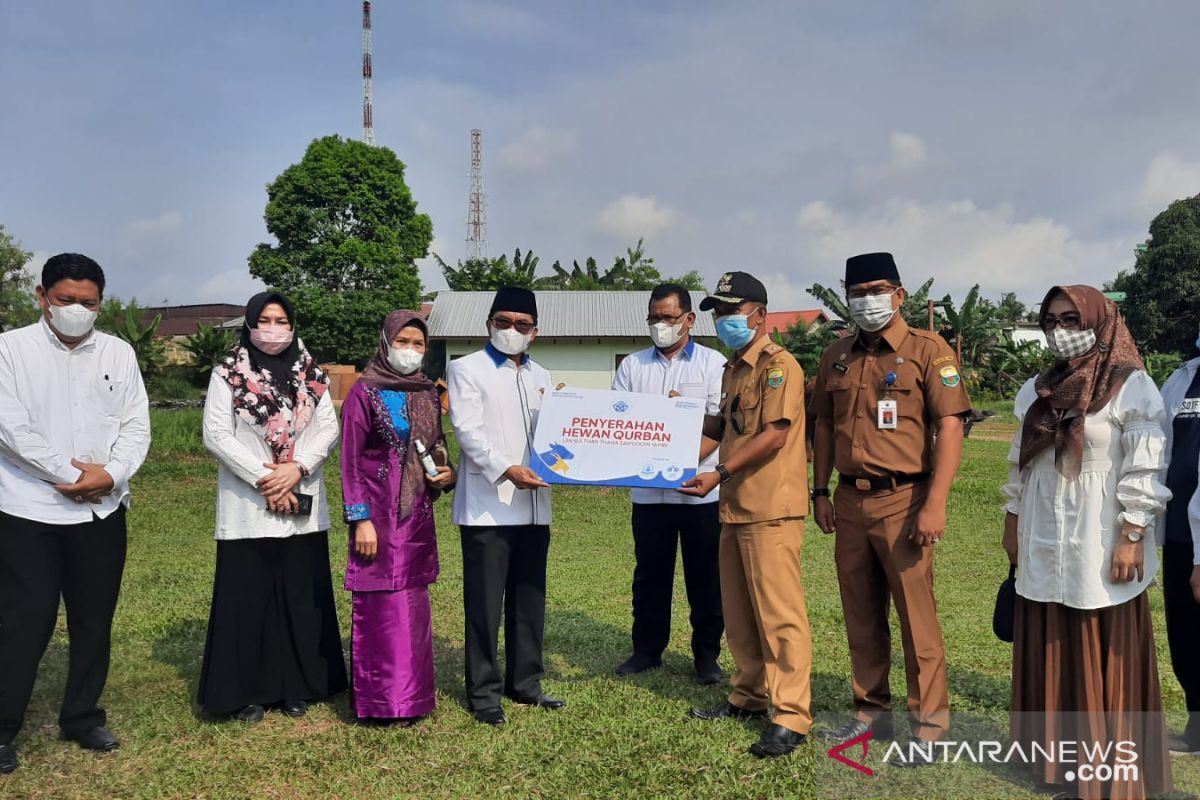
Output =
[
  {"x1": 202, "y1": 371, "x2": 273, "y2": 487},
  {"x1": 293, "y1": 390, "x2": 339, "y2": 475},
  {"x1": 0, "y1": 340, "x2": 81, "y2": 484},
  {"x1": 1113, "y1": 371, "x2": 1172, "y2": 528},
  {"x1": 705, "y1": 353, "x2": 723, "y2": 417},
  {"x1": 448, "y1": 361, "x2": 512, "y2": 485},
  {"x1": 102, "y1": 346, "x2": 151, "y2": 488},
  {"x1": 612, "y1": 357, "x2": 632, "y2": 392},
  {"x1": 1002, "y1": 378, "x2": 1036, "y2": 515}
]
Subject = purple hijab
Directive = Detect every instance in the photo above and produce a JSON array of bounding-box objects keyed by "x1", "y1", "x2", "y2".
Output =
[{"x1": 359, "y1": 310, "x2": 444, "y2": 519}]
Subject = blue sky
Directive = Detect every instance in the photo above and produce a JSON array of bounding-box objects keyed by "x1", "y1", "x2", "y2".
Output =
[{"x1": 3, "y1": 1, "x2": 1200, "y2": 310}]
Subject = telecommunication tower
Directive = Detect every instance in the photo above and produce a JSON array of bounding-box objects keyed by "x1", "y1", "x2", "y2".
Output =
[
  {"x1": 362, "y1": 1, "x2": 375, "y2": 145},
  {"x1": 466, "y1": 129, "x2": 488, "y2": 259}
]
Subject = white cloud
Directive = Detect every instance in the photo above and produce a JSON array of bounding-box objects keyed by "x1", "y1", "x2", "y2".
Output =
[
  {"x1": 795, "y1": 197, "x2": 1120, "y2": 294},
  {"x1": 889, "y1": 132, "x2": 928, "y2": 170},
  {"x1": 597, "y1": 194, "x2": 677, "y2": 241},
  {"x1": 120, "y1": 211, "x2": 182, "y2": 240},
  {"x1": 498, "y1": 125, "x2": 578, "y2": 172},
  {"x1": 1139, "y1": 151, "x2": 1200, "y2": 214},
  {"x1": 192, "y1": 267, "x2": 262, "y2": 304}
]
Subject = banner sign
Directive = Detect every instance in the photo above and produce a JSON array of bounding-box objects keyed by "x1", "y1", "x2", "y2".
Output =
[{"x1": 530, "y1": 388, "x2": 705, "y2": 489}]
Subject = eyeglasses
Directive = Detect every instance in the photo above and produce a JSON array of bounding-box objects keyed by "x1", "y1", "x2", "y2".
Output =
[
  {"x1": 647, "y1": 312, "x2": 689, "y2": 325},
  {"x1": 490, "y1": 316, "x2": 535, "y2": 335},
  {"x1": 847, "y1": 286, "x2": 897, "y2": 300},
  {"x1": 1041, "y1": 313, "x2": 1081, "y2": 332}
]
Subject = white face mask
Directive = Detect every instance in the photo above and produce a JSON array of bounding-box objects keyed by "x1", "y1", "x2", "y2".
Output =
[
  {"x1": 490, "y1": 326, "x2": 532, "y2": 356},
  {"x1": 386, "y1": 345, "x2": 424, "y2": 375},
  {"x1": 649, "y1": 321, "x2": 684, "y2": 349},
  {"x1": 848, "y1": 292, "x2": 897, "y2": 332},
  {"x1": 1046, "y1": 326, "x2": 1097, "y2": 361},
  {"x1": 47, "y1": 302, "x2": 98, "y2": 338}
]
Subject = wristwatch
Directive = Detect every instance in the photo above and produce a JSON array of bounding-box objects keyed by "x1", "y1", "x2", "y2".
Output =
[
  {"x1": 716, "y1": 464, "x2": 733, "y2": 483},
  {"x1": 1124, "y1": 527, "x2": 1144, "y2": 543},
  {"x1": 811, "y1": 488, "x2": 831, "y2": 499}
]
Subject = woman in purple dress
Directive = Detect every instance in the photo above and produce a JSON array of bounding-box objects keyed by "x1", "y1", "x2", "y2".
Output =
[{"x1": 341, "y1": 310, "x2": 455, "y2": 722}]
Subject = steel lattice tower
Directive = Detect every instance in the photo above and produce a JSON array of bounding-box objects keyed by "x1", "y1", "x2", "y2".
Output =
[
  {"x1": 466, "y1": 129, "x2": 488, "y2": 260},
  {"x1": 362, "y1": 1, "x2": 375, "y2": 145}
]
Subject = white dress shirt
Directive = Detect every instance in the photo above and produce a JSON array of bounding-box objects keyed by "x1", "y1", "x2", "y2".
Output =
[
  {"x1": 202, "y1": 369, "x2": 339, "y2": 540},
  {"x1": 448, "y1": 345, "x2": 553, "y2": 527},
  {"x1": 0, "y1": 318, "x2": 150, "y2": 525},
  {"x1": 612, "y1": 338, "x2": 723, "y2": 505},
  {"x1": 1157, "y1": 356, "x2": 1200, "y2": 564},
  {"x1": 1002, "y1": 370, "x2": 1171, "y2": 609}
]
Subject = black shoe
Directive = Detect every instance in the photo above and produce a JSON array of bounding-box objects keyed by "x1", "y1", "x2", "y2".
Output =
[
  {"x1": 234, "y1": 705, "x2": 265, "y2": 724},
  {"x1": 749, "y1": 723, "x2": 806, "y2": 758},
  {"x1": 688, "y1": 701, "x2": 768, "y2": 721},
  {"x1": 281, "y1": 700, "x2": 309, "y2": 718},
  {"x1": 695, "y1": 660, "x2": 724, "y2": 686},
  {"x1": 473, "y1": 708, "x2": 506, "y2": 726},
  {"x1": 0, "y1": 744, "x2": 16, "y2": 774},
  {"x1": 892, "y1": 737, "x2": 936, "y2": 769},
  {"x1": 817, "y1": 718, "x2": 893, "y2": 744},
  {"x1": 64, "y1": 726, "x2": 120, "y2": 753},
  {"x1": 508, "y1": 694, "x2": 566, "y2": 710},
  {"x1": 615, "y1": 653, "x2": 662, "y2": 677},
  {"x1": 1168, "y1": 731, "x2": 1200, "y2": 755}
]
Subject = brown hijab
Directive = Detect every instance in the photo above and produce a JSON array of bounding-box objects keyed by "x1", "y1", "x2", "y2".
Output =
[
  {"x1": 1018, "y1": 285, "x2": 1144, "y2": 478},
  {"x1": 359, "y1": 310, "x2": 446, "y2": 519}
]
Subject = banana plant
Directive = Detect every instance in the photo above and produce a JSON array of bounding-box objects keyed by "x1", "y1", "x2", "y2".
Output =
[
  {"x1": 112, "y1": 307, "x2": 166, "y2": 378},
  {"x1": 184, "y1": 324, "x2": 238, "y2": 384}
]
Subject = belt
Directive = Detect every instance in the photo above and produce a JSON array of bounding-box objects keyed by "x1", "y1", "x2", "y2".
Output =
[{"x1": 843, "y1": 473, "x2": 930, "y2": 492}]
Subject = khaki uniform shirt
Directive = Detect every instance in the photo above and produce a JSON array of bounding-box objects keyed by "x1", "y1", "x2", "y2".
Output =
[
  {"x1": 809, "y1": 320, "x2": 972, "y2": 478},
  {"x1": 716, "y1": 335, "x2": 808, "y2": 524}
]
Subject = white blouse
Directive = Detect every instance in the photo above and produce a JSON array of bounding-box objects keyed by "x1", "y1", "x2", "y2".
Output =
[
  {"x1": 1002, "y1": 370, "x2": 1171, "y2": 610},
  {"x1": 202, "y1": 371, "x2": 339, "y2": 541}
]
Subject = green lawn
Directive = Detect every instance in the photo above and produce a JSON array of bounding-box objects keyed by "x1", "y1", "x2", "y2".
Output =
[{"x1": 3, "y1": 411, "x2": 1198, "y2": 799}]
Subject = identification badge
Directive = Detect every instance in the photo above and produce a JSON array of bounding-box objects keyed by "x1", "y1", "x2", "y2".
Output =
[{"x1": 877, "y1": 399, "x2": 897, "y2": 430}]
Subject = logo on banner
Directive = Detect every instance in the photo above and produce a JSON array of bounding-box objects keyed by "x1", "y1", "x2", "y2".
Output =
[{"x1": 612, "y1": 400, "x2": 630, "y2": 413}]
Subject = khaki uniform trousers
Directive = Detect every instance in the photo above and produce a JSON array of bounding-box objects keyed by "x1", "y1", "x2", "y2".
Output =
[
  {"x1": 720, "y1": 517, "x2": 812, "y2": 735},
  {"x1": 834, "y1": 482, "x2": 949, "y2": 739}
]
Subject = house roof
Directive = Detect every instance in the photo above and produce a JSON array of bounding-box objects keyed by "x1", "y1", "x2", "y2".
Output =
[
  {"x1": 764, "y1": 309, "x2": 830, "y2": 335},
  {"x1": 427, "y1": 291, "x2": 718, "y2": 338},
  {"x1": 144, "y1": 303, "x2": 245, "y2": 337}
]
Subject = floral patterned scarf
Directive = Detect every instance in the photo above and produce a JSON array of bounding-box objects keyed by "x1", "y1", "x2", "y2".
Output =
[{"x1": 216, "y1": 340, "x2": 329, "y2": 464}]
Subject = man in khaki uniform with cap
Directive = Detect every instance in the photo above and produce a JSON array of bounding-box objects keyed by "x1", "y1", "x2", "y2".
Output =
[
  {"x1": 810, "y1": 252, "x2": 970, "y2": 768},
  {"x1": 682, "y1": 271, "x2": 812, "y2": 759}
]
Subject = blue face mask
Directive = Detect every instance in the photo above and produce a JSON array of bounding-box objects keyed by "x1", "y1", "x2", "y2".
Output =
[
  {"x1": 1195, "y1": 335, "x2": 1200, "y2": 352},
  {"x1": 716, "y1": 314, "x2": 756, "y2": 350}
]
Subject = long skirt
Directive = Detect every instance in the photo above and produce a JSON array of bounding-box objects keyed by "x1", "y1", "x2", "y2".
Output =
[
  {"x1": 1011, "y1": 592, "x2": 1172, "y2": 800},
  {"x1": 197, "y1": 533, "x2": 348, "y2": 716},
  {"x1": 351, "y1": 587, "x2": 436, "y2": 719}
]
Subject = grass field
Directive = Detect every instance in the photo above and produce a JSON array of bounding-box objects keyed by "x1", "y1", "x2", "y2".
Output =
[{"x1": 2, "y1": 408, "x2": 1198, "y2": 799}]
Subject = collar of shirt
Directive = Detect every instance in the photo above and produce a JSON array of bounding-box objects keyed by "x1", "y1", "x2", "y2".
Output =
[
  {"x1": 39, "y1": 316, "x2": 97, "y2": 353},
  {"x1": 729, "y1": 333, "x2": 772, "y2": 369},
  {"x1": 485, "y1": 341, "x2": 528, "y2": 368},
  {"x1": 654, "y1": 337, "x2": 695, "y2": 364},
  {"x1": 853, "y1": 317, "x2": 909, "y2": 353}
]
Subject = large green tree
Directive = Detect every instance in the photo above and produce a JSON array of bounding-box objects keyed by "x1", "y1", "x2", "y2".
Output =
[
  {"x1": 1110, "y1": 194, "x2": 1200, "y2": 355},
  {"x1": 1, "y1": 224, "x2": 39, "y2": 331},
  {"x1": 248, "y1": 136, "x2": 432, "y2": 363}
]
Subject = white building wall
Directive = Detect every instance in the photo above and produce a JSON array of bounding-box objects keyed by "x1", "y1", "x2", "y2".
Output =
[{"x1": 445, "y1": 337, "x2": 649, "y2": 390}]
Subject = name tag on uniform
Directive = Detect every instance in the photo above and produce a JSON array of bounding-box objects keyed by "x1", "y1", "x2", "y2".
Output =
[{"x1": 877, "y1": 399, "x2": 897, "y2": 430}]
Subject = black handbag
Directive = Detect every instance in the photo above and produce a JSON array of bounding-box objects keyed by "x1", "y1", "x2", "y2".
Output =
[{"x1": 992, "y1": 563, "x2": 1017, "y2": 643}]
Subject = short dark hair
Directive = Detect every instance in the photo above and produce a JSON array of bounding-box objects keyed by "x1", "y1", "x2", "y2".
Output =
[
  {"x1": 649, "y1": 283, "x2": 691, "y2": 313},
  {"x1": 42, "y1": 253, "x2": 106, "y2": 294}
]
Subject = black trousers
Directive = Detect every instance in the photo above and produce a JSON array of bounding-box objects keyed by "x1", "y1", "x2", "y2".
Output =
[
  {"x1": 0, "y1": 508, "x2": 127, "y2": 744},
  {"x1": 630, "y1": 502, "x2": 723, "y2": 663},
  {"x1": 1163, "y1": 539, "x2": 1200, "y2": 731},
  {"x1": 460, "y1": 524, "x2": 550, "y2": 711}
]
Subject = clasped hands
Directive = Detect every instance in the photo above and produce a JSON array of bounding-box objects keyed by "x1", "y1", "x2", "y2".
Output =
[{"x1": 53, "y1": 459, "x2": 115, "y2": 504}]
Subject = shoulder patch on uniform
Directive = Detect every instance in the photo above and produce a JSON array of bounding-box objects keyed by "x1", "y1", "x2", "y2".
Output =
[
  {"x1": 766, "y1": 367, "x2": 785, "y2": 389},
  {"x1": 763, "y1": 342, "x2": 783, "y2": 355},
  {"x1": 940, "y1": 365, "x2": 961, "y2": 387},
  {"x1": 933, "y1": 355, "x2": 954, "y2": 365}
]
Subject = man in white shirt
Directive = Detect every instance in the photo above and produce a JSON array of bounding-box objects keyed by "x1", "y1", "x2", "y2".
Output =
[
  {"x1": 447, "y1": 286, "x2": 563, "y2": 726},
  {"x1": 0, "y1": 254, "x2": 150, "y2": 774},
  {"x1": 612, "y1": 284, "x2": 725, "y2": 684}
]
